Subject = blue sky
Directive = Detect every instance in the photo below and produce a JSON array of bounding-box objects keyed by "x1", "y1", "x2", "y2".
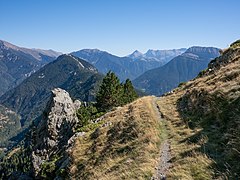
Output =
[{"x1": 0, "y1": 0, "x2": 239, "y2": 56}]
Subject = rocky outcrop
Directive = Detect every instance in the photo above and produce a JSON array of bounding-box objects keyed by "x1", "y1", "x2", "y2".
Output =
[{"x1": 32, "y1": 88, "x2": 79, "y2": 176}]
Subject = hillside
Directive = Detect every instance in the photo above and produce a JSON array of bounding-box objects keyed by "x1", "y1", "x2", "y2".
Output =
[
  {"x1": 0, "y1": 105, "x2": 21, "y2": 149},
  {"x1": 71, "y1": 49, "x2": 184, "y2": 81},
  {"x1": 133, "y1": 46, "x2": 220, "y2": 95},
  {"x1": 69, "y1": 96, "x2": 163, "y2": 179},
  {"x1": 0, "y1": 54, "x2": 103, "y2": 149},
  {"x1": 0, "y1": 40, "x2": 61, "y2": 95},
  {"x1": 154, "y1": 43, "x2": 240, "y2": 178}
]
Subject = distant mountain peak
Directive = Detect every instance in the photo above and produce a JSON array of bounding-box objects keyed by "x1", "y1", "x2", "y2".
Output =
[
  {"x1": 128, "y1": 50, "x2": 143, "y2": 58},
  {"x1": 145, "y1": 49, "x2": 158, "y2": 57},
  {"x1": 61, "y1": 54, "x2": 98, "y2": 72},
  {"x1": 185, "y1": 46, "x2": 219, "y2": 53},
  {"x1": 80, "y1": 48, "x2": 105, "y2": 54},
  {"x1": 0, "y1": 39, "x2": 62, "y2": 61},
  {"x1": 145, "y1": 48, "x2": 187, "y2": 57},
  {"x1": 184, "y1": 46, "x2": 220, "y2": 59}
]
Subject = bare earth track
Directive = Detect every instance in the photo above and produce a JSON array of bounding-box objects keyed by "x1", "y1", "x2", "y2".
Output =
[{"x1": 152, "y1": 97, "x2": 171, "y2": 180}]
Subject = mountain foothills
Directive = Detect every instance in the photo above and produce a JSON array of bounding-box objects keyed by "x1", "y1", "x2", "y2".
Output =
[
  {"x1": 71, "y1": 48, "x2": 185, "y2": 81},
  {"x1": 0, "y1": 54, "x2": 104, "y2": 148},
  {"x1": 0, "y1": 40, "x2": 240, "y2": 179},
  {"x1": 0, "y1": 40, "x2": 61, "y2": 96},
  {"x1": 133, "y1": 46, "x2": 220, "y2": 95}
]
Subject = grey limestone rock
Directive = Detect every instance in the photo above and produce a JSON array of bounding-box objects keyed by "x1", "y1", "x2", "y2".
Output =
[{"x1": 32, "y1": 88, "x2": 79, "y2": 176}]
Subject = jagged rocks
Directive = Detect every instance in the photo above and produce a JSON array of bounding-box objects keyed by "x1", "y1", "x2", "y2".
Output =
[{"x1": 32, "y1": 88, "x2": 79, "y2": 176}]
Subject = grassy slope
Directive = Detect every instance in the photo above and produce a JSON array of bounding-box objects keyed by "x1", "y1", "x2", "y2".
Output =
[
  {"x1": 157, "y1": 94, "x2": 214, "y2": 179},
  {"x1": 156, "y1": 47, "x2": 240, "y2": 179},
  {"x1": 69, "y1": 96, "x2": 164, "y2": 179}
]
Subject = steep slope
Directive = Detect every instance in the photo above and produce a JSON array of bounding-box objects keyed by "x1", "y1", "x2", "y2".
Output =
[
  {"x1": 155, "y1": 43, "x2": 240, "y2": 179},
  {"x1": 0, "y1": 40, "x2": 61, "y2": 95},
  {"x1": 133, "y1": 46, "x2": 220, "y2": 95},
  {"x1": 0, "y1": 105, "x2": 21, "y2": 149},
  {"x1": 72, "y1": 49, "x2": 169, "y2": 81},
  {"x1": 128, "y1": 48, "x2": 186, "y2": 64},
  {"x1": 0, "y1": 54, "x2": 103, "y2": 148}
]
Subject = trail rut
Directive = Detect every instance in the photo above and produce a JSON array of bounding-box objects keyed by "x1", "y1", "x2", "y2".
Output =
[{"x1": 152, "y1": 97, "x2": 171, "y2": 180}]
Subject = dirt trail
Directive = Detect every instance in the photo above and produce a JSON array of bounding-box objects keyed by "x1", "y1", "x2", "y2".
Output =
[{"x1": 151, "y1": 97, "x2": 171, "y2": 180}]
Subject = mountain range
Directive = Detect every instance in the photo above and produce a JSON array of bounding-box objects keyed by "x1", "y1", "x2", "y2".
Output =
[
  {"x1": 133, "y1": 46, "x2": 220, "y2": 95},
  {"x1": 1, "y1": 40, "x2": 240, "y2": 179},
  {"x1": 71, "y1": 48, "x2": 186, "y2": 81},
  {"x1": 0, "y1": 40, "x2": 61, "y2": 96},
  {"x1": 0, "y1": 41, "x2": 221, "y2": 150},
  {"x1": 128, "y1": 48, "x2": 186, "y2": 63}
]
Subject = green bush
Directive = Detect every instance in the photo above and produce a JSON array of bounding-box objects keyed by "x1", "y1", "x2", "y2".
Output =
[{"x1": 76, "y1": 104, "x2": 98, "y2": 127}]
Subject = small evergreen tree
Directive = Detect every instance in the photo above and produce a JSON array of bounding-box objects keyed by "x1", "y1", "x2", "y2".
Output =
[
  {"x1": 122, "y1": 79, "x2": 138, "y2": 104},
  {"x1": 96, "y1": 71, "x2": 122, "y2": 111},
  {"x1": 76, "y1": 104, "x2": 98, "y2": 128}
]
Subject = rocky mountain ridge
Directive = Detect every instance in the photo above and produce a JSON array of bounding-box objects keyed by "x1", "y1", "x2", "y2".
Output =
[
  {"x1": 0, "y1": 40, "x2": 61, "y2": 95},
  {"x1": 128, "y1": 48, "x2": 187, "y2": 63},
  {"x1": 71, "y1": 48, "x2": 185, "y2": 81}
]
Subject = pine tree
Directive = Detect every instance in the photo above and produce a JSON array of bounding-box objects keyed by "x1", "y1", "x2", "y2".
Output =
[
  {"x1": 96, "y1": 71, "x2": 122, "y2": 111},
  {"x1": 122, "y1": 79, "x2": 138, "y2": 104}
]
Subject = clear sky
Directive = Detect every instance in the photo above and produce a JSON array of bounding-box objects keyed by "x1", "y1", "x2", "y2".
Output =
[{"x1": 0, "y1": 0, "x2": 239, "y2": 56}]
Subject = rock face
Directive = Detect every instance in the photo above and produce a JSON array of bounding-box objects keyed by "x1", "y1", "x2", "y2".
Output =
[{"x1": 32, "y1": 88, "x2": 79, "y2": 175}]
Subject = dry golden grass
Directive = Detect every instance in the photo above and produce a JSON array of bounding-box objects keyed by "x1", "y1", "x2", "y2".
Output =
[
  {"x1": 69, "y1": 96, "x2": 163, "y2": 179},
  {"x1": 157, "y1": 94, "x2": 215, "y2": 179},
  {"x1": 185, "y1": 56, "x2": 240, "y2": 97},
  {"x1": 155, "y1": 55, "x2": 240, "y2": 179}
]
